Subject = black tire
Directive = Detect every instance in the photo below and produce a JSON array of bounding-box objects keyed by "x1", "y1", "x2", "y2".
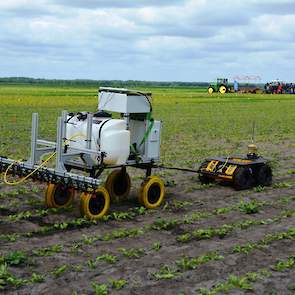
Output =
[
  {"x1": 105, "y1": 169, "x2": 131, "y2": 201},
  {"x1": 255, "y1": 165, "x2": 272, "y2": 186},
  {"x1": 198, "y1": 174, "x2": 214, "y2": 184},
  {"x1": 233, "y1": 167, "x2": 255, "y2": 190}
]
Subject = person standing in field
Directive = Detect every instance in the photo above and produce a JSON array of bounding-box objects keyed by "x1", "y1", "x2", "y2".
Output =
[
  {"x1": 277, "y1": 83, "x2": 282, "y2": 94},
  {"x1": 234, "y1": 80, "x2": 239, "y2": 93}
]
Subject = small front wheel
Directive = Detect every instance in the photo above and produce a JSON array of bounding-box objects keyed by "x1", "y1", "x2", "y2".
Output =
[
  {"x1": 139, "y1": 176, "x2": 165, "y2": 209},
  {"x1": 45, "y1": 183, "x2": 74, "y2": 208},
  {"x1": 80, "y1": 187, "x2": 110, "y2": 220},
  {"x1": 208, "y1": 87, "x2": 214, "y2": 94}
]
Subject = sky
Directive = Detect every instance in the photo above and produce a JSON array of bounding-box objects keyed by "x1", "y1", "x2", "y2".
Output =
[{"x1": 0, "y1": 0, "x2": 294, "y2": 82}]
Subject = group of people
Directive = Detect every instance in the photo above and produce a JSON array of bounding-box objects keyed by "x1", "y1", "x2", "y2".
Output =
[{"x1": 264, "y1": 81, "x2": 295, "y2": 94}]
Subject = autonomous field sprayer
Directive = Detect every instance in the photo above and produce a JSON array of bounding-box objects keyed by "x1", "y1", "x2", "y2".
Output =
[{"x1": 0, "y1": 88, "x2": 164, "y2": 220}]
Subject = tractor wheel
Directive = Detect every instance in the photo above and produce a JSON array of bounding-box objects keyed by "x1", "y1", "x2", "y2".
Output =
[
  {"x1": 219, "y1": 85, "x2": 227, "y2": 94},
  {"x1": 45, "y1": 183, "x2": 74, "y2": 208},
  {"x1": 255, "y1": 165, "x2": 272, "y2": 186},
  {"x1": 139, "y1": 176, "x2": 165, "y2": 209},
  {"x1": 233, "y1": 167, "x2": 255, "y2": 190},
  {"x1": 80, "y1": 187, "x2": 110, "y2": 220},
  {"x1": 208, "y1": 87, "x2": 214, "y2": 94},
  {"x1": 105, "y1": 169, "x2": 131, "y2": 202},
  {"x1": 198, "y1": 174, "x2": 214, "y2": 184}
]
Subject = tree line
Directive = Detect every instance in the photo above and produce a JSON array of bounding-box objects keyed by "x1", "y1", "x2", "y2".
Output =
[{"x1": 0, "y1": 77, "x2": 209, "y2": 88}]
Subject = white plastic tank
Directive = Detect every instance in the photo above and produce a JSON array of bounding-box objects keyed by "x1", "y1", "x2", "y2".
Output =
[{"x1": 66, "y1": 113, "x2": 130, "y2": 165}]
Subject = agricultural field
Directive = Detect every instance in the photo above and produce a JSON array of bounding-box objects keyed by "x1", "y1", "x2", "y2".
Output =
[{"x1": 0, "y1": 85, "x2": 295, "y2": 294}]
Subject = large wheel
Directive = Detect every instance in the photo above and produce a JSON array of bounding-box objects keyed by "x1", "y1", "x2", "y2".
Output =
[
  {"x1": 80, "y1": 187, "x2": 110, "y2": 220},
  {"x1": 105, "y1": 169, "x2": 131, "y2": 202},
  {"x1": 45, "y1": 183, "x2": 74, "y2": 208},
  {"x1": 233, "y1": 167, "x2": 255, "y2": 190},
  {"x1": 255, "y1": 165, "x2": 272, "y2": 186},
  {"x1": 219, "y1": 85, "x2": 227, "y2": 94},
  {"x1": 208, "y1": 87, "x2": 214, "y2": 94},
  {"x1": 139, "y1": 176, "x2": 165, "y2": 209}
]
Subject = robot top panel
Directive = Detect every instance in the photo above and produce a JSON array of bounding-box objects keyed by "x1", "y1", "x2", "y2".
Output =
[{"x1": 98, "y1": 87, "x2": 152, "y2": 114}]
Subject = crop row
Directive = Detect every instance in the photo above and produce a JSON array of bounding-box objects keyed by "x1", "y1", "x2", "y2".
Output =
[
  {"x1": 197, "y1": 255, "x2": 295, "y2": 295},
  {"x1": 1, "y1": 207, "x2": 294, "y2": 291},
  {"x1": 1, "y1": 195, "x2": 294, "y2": 248},
  {"x1": 176, "y1": 208, "x2": 295, "y2": 243},
  {"x1": 3, "y1": 227, "x2": 293, "y2": 293},
  {"x1": 0, "y1": 186, "x2": 40, "y2": 200},
  {"x1": 151, "y1": 227, "x2": 295, "y2": 280}
]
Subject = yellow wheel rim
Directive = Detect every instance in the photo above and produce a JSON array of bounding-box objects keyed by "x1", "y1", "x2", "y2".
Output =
[
  {"x1": 208, "y1": 87, "x2": 214, "y2": 94},
  {"x1": 80, "y1": 187, "x2": 110, "y2": 220},
  {"x1": 139, "y1": 176, "x2": 165, "y2": 209},
  {"x1": 45, "y1": 183, "x2": 74, "y2": 208},
  {"x1": 219, "y1": 86, "x2": 227, "y2": 94},
  {"x1": 105, "y1": 169, "x2": 131, "y2": 202}
]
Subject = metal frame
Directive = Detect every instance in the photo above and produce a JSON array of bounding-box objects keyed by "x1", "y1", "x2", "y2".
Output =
[{"x1": 0, "y1": 110, "x2": 157, "y2": 191}]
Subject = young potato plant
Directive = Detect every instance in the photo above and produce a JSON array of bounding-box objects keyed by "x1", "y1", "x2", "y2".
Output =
[
  {"x1": 0, "y1": 263, "x2": 27, "y2": 289},
  {"x1": 51, "y1": 264, "x2": 68, "y2": 277},
  {"x1": 0, "y1": 251, "x2": 28, "y2": 266},
  {"x1": 87, "y1": 254, "x2": 118, "y2": 269},
  {"x1": 32, "y1": 244, "x2": 63, "y2": 257},
  {"x1": 91, "y1": 283, "x2": 109, "y2": 295},
  {"x1": 118, "y1": 247, "x2": 145, "y2": 259},
  {"x1": 108, "y1": 278, "x2": 127, "y2": 290},
  {"x1": 91, "y1": 278, "x2": 128, "y2": 295},
  {"x1": 273, "y1": 256, "x2": 295, "y2": 271},
  {"x1": 238, "y1": 200, "x2": 262, "y2": 214}
]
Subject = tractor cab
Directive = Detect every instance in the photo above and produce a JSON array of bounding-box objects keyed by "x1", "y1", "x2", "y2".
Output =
[{"x1": 217, "y1": 78, "x2": 228, "y2": 85}]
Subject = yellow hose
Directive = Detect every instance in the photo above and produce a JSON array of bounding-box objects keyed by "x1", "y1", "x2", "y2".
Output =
[{"x1": 3, "y1": 133, "x2": 86, "y2": 186}]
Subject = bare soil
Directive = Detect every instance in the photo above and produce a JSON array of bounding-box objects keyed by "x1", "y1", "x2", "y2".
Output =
[{"x1": 0, "y1": 142, "x2": 295, "y2": 295}]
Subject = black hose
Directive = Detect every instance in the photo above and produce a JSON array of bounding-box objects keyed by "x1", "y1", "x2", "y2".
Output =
[{"x1": 157, "y1": 165, "x2": 199, "y2": 173}]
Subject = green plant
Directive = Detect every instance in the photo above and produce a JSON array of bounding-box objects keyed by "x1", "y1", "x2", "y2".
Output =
[
  {"x1": 82, "y1": 234, "x2": 100, "y2": 245},
  {"x1": 273, "y1": 256, "x2": 295, "y2": 271},
  {"x1": 87, "y1": 254, "x2": 118, "y2": 269},
  {"x1": 118, "y1": 247, "x2": 145, "y2": 258},
  {"x1": 32, "y1": 244, "x2": 63, "y2": 257},
  {"x1": 0, "y1": 251, "x2": 27, "y2": 266},
  {"x1": 0, "y1": 263, "x2": 27, "y2": 289},
  {"x1": 176, "y1": 252, "x2": 224, "y2": 271},
  {"x1": 253, "y1": 185, "x2": 265, "y2": 192},
  {"x1": 151, "y1": 218, "x2": 179, "y2": 230},
  {"x1": 51, "y1": 265, "x2": 67, "y2": 277},
  {"x1": 91, "y1": 283, "x2": 109, "y2": 295},
  {"x1": 238, "y1": 200, "x2": 260, "y2": 214},
  {"x1": 108, "y1": 278, "x2": 127, "y2": 289},
  {"x1": 176, "y1": 233, "x2": 191, "y2": 243},
  {"x1": 30, "y1": 273, "x2": 45, "y2": 283},
  {"x1": 151, "y1": 265, "x2": 178, "y2": 280},
  {"x1": 151, "y1": 242, "x2": 162, "y2": 251}
]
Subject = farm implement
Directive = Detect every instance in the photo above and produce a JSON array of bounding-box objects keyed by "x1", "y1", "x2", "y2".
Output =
[
  {"x1": 0, "y1": 87, "x2": 273, "y2": 219},
  {"x1": 0, "y1": 88, "x2": 164, "y2": 220}
]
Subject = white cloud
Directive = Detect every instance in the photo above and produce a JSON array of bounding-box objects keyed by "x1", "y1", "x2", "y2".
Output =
[{"x1": 0, "y1": 0, "x2": 294, "y2": 81}]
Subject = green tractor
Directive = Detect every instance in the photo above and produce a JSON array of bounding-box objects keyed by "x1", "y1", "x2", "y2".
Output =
[{"x1": 208, "y1": 78, "x2": 231, "y2": 94}]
